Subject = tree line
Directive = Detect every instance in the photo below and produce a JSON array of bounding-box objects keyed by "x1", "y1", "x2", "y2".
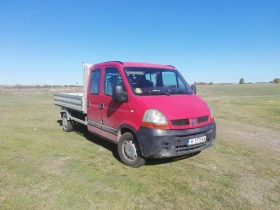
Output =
[{"x1": 239, "y1": 78, "x2": 279, "y2": 84}]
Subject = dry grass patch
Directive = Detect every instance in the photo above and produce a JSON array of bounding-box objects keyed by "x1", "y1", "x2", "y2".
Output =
[{"x1": 41, "y1": 157, "x2": 71, "y2": 176}]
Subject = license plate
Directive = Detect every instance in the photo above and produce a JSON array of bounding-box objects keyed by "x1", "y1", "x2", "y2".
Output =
[{"x1": 187, "y1": 136, "x2": 206, "y2": 146}]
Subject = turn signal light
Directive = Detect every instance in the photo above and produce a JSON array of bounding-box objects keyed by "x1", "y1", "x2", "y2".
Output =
[{"x1": 142, "y1": 122, "x2": 170, "y2": 130}]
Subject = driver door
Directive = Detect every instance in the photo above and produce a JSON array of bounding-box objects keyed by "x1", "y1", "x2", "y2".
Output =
[{"x1": 100, "y1": 66, "x2": 130, "y2": 141}]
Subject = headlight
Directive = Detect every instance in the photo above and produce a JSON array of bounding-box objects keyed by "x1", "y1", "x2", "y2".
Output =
[
  {"x1": 143, "y1": 109, "x2": 168, "y2": 124},
  {"x1": 142, "y1": 109, "x2": 170, "y2": 129},
  {"x1": 207, "y1": 104, "x2": 214, "y2": 119}
]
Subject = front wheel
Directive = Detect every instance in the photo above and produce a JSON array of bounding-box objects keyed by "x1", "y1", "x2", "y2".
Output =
[{"x1": 118, "y1": 132, "x2": 145, "y2": 168}]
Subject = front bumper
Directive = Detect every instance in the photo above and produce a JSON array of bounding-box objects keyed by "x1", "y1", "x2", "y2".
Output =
[{"x1": 136, "y1": 122, "x2": 216, "y2": 158}]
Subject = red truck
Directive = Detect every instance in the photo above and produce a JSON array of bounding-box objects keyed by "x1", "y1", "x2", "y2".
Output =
[{"x1": 54, "y1": 61, "x2": 216, "y2": 167}]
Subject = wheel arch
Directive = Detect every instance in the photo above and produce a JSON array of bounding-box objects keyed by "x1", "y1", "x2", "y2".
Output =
[
  {"x1": 60, "y1": 107, "x2": 72, "y2": 120},
  {"x1": 117, "y1": 124, "x2": 138, "y2": 142}
]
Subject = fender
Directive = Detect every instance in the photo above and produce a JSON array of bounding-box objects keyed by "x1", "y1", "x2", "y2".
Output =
[{"x1": 117, "y1": 121, "x2": 140, "y2": 141}]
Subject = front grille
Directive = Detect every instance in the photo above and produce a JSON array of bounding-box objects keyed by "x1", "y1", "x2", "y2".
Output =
[
  {"x1": 171, "y1": 119, "x2": 190, "y2": 126},
  {"x1": 197, "y1": 116, "x2": 209, "y2": 124},
  {"x1": 171, "y1": 116, "x2": 209, "y2": 126}
]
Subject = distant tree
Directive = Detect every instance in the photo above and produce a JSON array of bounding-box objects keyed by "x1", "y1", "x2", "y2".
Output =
[
  {"x1": 194, "y1": 82, "x2": 197, "y2": 85},
  {"x1": 209, "y1": 82, "x2": 213, "y2": 85},
  {"x1": 239, "y1": 78, "x2": 245, "y2": 84},
  {"x1": 274, "y1": 78, "x2": 280, "y2": 83},
  {"x1": 196, "y1": 82, "x2": 207, "y2": 85}
]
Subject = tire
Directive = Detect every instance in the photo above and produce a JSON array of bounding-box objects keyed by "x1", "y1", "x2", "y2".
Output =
[
  {"x1": 118, "y1": 132, "x2": 145, "y2": 168},
  {"x1": 62, "y1": 113, "x2": 74, "y2": 132}
]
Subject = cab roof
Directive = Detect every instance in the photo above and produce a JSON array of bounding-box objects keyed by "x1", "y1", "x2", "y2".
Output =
[{"x1": 93, "y1": 61, "x2": 176, "y2": 70}]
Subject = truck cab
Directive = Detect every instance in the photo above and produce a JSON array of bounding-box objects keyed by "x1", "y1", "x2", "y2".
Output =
[{"x1": 54, "y1": 61, "x2": 216, "y2": 167}]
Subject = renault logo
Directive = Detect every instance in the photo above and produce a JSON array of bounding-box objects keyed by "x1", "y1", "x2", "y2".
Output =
[{"x1": 192, "y1": 119, "x2": 197, "y2": 126}]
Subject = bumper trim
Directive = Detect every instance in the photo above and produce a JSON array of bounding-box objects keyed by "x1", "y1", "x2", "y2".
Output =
[{"x1": 136, "y1": 122, "x2": 216, "y2": 158}]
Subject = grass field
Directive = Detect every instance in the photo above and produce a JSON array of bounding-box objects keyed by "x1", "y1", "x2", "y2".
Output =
[{"x1": 0, "y1": 84, "x2": 280, "y2": 209}]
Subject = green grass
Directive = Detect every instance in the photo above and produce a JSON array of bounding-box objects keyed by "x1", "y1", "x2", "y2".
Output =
[
  {"x1": 198, "y1": 84, "x2": 280, "y2": 131},
  {"x1": 0, "y1": 85, "x2": 280, "y2": 209},
  {"x1": 208, "y1": 96, "x2": 280, "y2": 131},
  {"x1": 198, "y1": 83, "x2": 280, "y2": 97}
]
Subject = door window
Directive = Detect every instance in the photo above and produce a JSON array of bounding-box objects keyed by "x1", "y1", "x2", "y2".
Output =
[
  {"x1": 162, "y1": 72, "x2": 176, "y2": 87},
  {"x1": 162, "y1": 71, "x2": 185, "y2": 88},
  {"x1": 90, "y1": 69, "x2": 101, "y2": 94},
  {"x1": 104, "y1": 67, "x2": 125, "y2": 96}
]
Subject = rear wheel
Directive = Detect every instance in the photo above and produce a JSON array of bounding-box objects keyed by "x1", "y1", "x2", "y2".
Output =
[
  {"x1": 62, "y1": 113, "x2": 74, "y2": 132},
  {"x1": 118, "y1": 132, "x2": 145, "y2": 168}
]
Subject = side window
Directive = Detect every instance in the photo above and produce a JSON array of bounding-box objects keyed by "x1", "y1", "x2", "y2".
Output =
[
  {"x1": 162, "y1": 72, "x2": 186, "y2": 88},
  {"x1": 178, "y1": 77, "x2": 186, "y2": 89},
  {"x1": 104, "y1": 67, "x2": 125, "y2": 96},
  {"x1": 162, "y1": 72, "x2": 177, "y2": 87},
  {"x1": 90, "y1": 69, "x2": 101, "y2": 94}
]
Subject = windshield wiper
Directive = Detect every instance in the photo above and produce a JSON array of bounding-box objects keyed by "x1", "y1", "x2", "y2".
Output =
[
  {"x1": 170, "y1": 90, "x2": 192, "y2": 95},
  {"x1": 142, "y1": 90, "x2": 170, "y2": 96},
  {"x1": 156, "y1": 91, "x2": 170, "y2": 96}
]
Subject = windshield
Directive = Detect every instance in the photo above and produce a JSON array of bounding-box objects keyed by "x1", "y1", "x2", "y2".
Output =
[{"x1": 125, "y1": 67, "x2": 193, "y2": 96}]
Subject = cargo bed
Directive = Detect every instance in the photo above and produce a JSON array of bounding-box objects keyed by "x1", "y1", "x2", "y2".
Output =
[
  {"x1": 54, "y1": 63, "x2": 93, "y2": 114},
  {"x1": 54, "y1": 93, "x2": 84, "y2": 112}
]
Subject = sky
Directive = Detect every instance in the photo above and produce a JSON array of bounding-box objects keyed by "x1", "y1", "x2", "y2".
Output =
[{"x1": 0, "y1": 0, "x2": 279, "y2": 85}]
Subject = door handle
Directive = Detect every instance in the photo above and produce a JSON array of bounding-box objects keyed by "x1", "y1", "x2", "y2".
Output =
[{"x1": 99, "y1": 103, "x2": 104, "y2": 110}]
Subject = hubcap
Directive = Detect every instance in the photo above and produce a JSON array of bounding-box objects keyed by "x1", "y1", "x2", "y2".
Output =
[{"x1": 123, "y1": 140, "x2": 137, "y2": 160}]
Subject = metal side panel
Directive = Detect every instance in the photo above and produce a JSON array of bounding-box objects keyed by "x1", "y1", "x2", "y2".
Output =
[
  {"x1": 54, "y1": 93, "x2": 84, "y2": 112},
  {"x1": 54, "y1": 63, "x2": 93, "y2": 114}
]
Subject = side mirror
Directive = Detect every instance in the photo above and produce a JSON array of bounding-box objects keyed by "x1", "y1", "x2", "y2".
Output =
[
  {"x1": 113, "y1": 85, "x2": 128, "y2": 103},
  {"x1": 191, "y1": 85, "x2": 197, "y2": 94}
]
